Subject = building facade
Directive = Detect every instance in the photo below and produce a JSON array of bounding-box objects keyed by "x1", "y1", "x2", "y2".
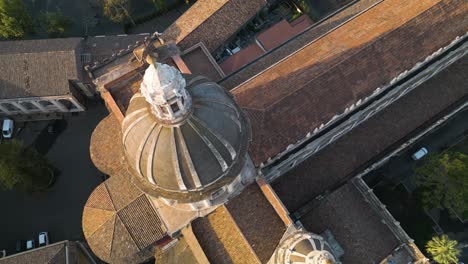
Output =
[{"x1": 0, "y1": 38, "x2": 89, "y2": 119}]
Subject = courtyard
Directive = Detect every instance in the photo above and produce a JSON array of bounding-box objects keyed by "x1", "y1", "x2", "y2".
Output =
[
  {"x1": 366, "y1": 107, "x2": 468, "y2": 261},
  {"x1": 22, "y1": 0, "x2": 191, "y2": 38},
  {"x1": 0, "y1": 101, "x2": 107, "y2": 255}
]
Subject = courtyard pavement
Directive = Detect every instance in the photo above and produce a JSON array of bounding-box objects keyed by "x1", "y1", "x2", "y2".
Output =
[{"x1": 0, "y1": 101, "x2": 107, "y2": 255}]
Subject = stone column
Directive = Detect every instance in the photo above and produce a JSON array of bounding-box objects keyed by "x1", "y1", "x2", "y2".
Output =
[
  {"x1": 10, "y1": 102, "x2": 30, "y2": 114},
  {"x1": 30, "y1": 101, "x2": 48, "y2": 113},
  {"x1": 50, "y1": 100, "x2": 68, "y2": 112}
]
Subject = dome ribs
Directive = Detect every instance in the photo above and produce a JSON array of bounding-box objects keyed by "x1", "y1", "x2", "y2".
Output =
[
  {"x1": 193, "y1": 102, "x2": 242, "y2": 131},
  {"x1": 146, "y1": 125, "x2": 162, "y2": 185},
  {"x1": 121, "y1": 107, "x2": 146, "y2": 129},
  {"x1": 192, "y1": 97, "x2": 239, "y2": 117},
  {"x1": 121, "y1": 73, "x2": 251, "y2": 198},
  {"x1": 122, "y1": 112, "x2": 150, "y2": 147},
  {"x1": 170, "y1": 127, "x2": 188, "y2": 191},
  {"x1": 191, "y1": 114, "x2": 237, "y2": 160},
  {"x1": 188, "y1": 119, "x2": 228, "y2": 172},
  {"x1": 136, "y1": 122, "x2": 157, "y2": 176},
  {"x1": 175, "y1": 127, "x2": 203, "y2": 189}
]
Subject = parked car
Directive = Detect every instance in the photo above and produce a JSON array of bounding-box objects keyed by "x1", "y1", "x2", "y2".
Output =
[
  {"x1": 38, "y1": 232, "x2": 49, "y2": 247},
  {"x1": 26, "y1": 239, "x2": 35, "y2": 250},
  {"x1": 2, "y1": 119, "x2": 14, "y2": 138},
  {"x1": 411, "y1": 147, "x2": 428, "y2": 160},
  {"x1": 15, "y1": 240, "x2": 25, "y2": 252}
]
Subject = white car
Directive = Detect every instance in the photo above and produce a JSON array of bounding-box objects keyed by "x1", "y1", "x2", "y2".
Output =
[
  {"x1": 38, "y1": 232, "x2": 49, "y2": 247},
  {"x1": 2, "y1": 119, "x2": 14, "y2": 139},
  {"x1": 26, "y1": 239, "x2": 35, "y2": 250},
  {"x1": 411, "y1": 147, "x2": 428, "y2": 160}
]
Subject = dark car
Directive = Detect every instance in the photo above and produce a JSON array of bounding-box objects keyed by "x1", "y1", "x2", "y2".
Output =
[{"x1": 15, "y1": 240, "x2": 25, "y2": 252}]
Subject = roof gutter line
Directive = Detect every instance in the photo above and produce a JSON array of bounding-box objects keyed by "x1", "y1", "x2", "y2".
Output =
[{"x1": 65, "y1": 243, "x2": 69, "y2": 264}]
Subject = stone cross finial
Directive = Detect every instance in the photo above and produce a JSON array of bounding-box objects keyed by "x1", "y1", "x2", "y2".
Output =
[{"x1": 140, "y1": 63, "x2": 191, "y2": 124}]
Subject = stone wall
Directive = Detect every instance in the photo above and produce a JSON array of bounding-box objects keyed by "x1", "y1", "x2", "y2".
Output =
[{"x1": 0, "y1": 95, "x2": 86, "y2": 117}]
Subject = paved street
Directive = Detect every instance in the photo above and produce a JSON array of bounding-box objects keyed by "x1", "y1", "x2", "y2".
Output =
[
  {"x1": 364, "y1": 107, "x2": 468, "y2": 188},
  {"x1": 364, "y1": 107, "x2": 468, "y2": 262},
  {"x1": 0, "y1": 101, "x2": 107, "y2": 255}
]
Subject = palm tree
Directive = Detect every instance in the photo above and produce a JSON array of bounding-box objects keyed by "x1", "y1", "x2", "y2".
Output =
[{"x1": 425, "y1": 235, "x2": 460, "y2": 264}]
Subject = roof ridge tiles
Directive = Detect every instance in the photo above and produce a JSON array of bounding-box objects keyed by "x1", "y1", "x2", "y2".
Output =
[
  {"x1": 235, "y1": 0, "x2": 447, "y2": 109},
  {"x1": 262, "y1": 7, "x2": 441, "y2": 112},
  {"x1": 229, "y1": 0, "x2": 384, "y2": 95},
  {"x1": 234, "y1": 0, "x2": 467, "y2": 165}
]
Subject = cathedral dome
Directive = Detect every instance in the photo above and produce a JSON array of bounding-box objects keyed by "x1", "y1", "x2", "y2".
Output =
[{"x1": 122, "y1": 63, "x2": 251, "y2": 203}]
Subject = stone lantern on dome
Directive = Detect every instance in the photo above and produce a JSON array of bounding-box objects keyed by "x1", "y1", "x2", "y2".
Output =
[{"x1": 122, "y1": 61, "x2": 255, "y2": 214}]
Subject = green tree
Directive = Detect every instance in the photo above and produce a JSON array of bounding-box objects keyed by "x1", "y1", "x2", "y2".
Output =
[
  {"x1": 0, "y1": 0, "x2": 34, "y2": 39},
  {"x1": 39, "y1": 11, "x2": 73, "y2": 37},
  {"x1": 415, "y1": 151, "x2": 468, "y2": 215},
  {"x1": 0, "y1": 140, "x2": 53, "y2": 192},
  {"x1": 426, "y1": 235, "x2": 460, "y2": 264},
  {"x1": 100, "y1": 0, "x2": 135, "y2": 25}
]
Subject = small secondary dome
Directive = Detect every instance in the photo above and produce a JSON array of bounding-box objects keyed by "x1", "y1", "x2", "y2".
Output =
[
  {"x1": 122, "y1": 63, "x2": 251, "y2": 203},
  {"x1": 274, "y1": 231, "x2": 337, "y2": 264}
]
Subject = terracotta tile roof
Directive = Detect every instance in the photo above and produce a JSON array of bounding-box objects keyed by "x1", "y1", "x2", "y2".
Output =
[
  {"x1": 272, "y1": 52, "x2": 468, "y2": 213},
  {"x1": 257, "y1": 20, "x2": 296, "y2": 51},
  {"x1": 257, "y1": 18, "x2": 312, "y2": 51},
  {"x1": 0, "y1": 37, "x2": 82, "y2": 54},
  {"x1": 191, "y1": 205, "x2": 261, "y2": 264},
  {"x1": 0, "y1": 38, "x2": 82, "y2": 99},
  {"x1": 300, "y1": 182, "x2": 399, "y2": 263},
  {"x1": 83, "y1": 170, "x2": 167, "y2": 263},
  {"x1": 118, "y1": 195, "x2": 166, "y2": 249},
  {"x1": 154, "y1": 233, "x2": 201, "y2": 264},
  {"x1": 104, "y1": 169, "x2": 143, "y2": 210},
  {"x1": 162, "y1": 0, "x2": 228, "y2": 47},
  {"x1": 231, "y1": 0, "x2": 468, "y2": 165},
  {"x1": 220, "y1": 0, "x2": 382, "y2": 89},
  {"x1": 85, "y1": 34, "x2": 148, "y2": 61},
  {"x1": 220, "y1": 16, "x2": 313, "y2": 76},
  {"x1": 163, "y1": 0, "x2": 266, "y2": 52},
  {"x1": 220, "y1": 43, "x2": 265, "y2": 75},
  {"x1": 0, "y1": 241, "x2": 77, "y2": 264},
  {"x1": 89, "y1": 114, "x2": 126, "y2": 176},
  {"x1": 225, "y1": 183, "x2": 286, "y2": 263}
]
